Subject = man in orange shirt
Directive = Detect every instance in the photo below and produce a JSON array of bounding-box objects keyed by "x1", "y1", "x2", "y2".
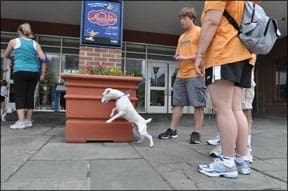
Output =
[
  {"x1": 158, "y1": 7, "x2": 207, "y2": 144},
  {"x1": 195, "y1": 1, "x2": 255, "y2": 179}
]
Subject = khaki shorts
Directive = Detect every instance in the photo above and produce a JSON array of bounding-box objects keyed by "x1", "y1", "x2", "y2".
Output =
[{"x1": 242, "y1": 85, "x2": 255, "y2": 109}]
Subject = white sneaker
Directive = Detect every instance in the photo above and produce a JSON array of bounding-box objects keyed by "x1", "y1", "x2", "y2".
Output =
[
  {"x1": 206, "y1": 134, "x2": 220, "y2": 146},
  {"x1": 198, "y1": 156, "x2": 238, "y2": 179},
  {"x1": 209, "y1": 144, "x2": 222, "y2": 157},
  {"x1": 10, "y1": 121, "x2": 26, "y2": 129},
  {"x1": 24, "y1": 120, "x2": 33, "y2": 128},
  {"x1": 235, "y1": 156, "x2": 251, "y2": 175}
]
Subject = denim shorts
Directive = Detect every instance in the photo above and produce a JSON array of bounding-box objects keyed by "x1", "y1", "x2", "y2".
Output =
[{"x1": 173, "y1": 77, "x2": 207, "y2": 107}]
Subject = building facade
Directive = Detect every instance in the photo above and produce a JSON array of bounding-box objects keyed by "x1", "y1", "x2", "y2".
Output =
[{"x1": 1, "y1": 3, "x2": 287, "y2": 117}]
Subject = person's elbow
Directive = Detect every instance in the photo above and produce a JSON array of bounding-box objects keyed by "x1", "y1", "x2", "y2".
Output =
[
  {"x1": 4, "y1": 52, "x2": 11, "y2": 60},
  {"x1": 205, "y1": 10, "x2": 223, "y2": 27},
  {"x1": 4, "y1": 54, "x2": 9, "y2": 59},
  {"x1": 39, "y1": 55, "x2": 46, "y2": 61}
]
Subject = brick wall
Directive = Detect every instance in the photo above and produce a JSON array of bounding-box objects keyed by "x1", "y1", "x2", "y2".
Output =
[{"x1": 79, "y1": 46, "x2": 122, "y2": 70}]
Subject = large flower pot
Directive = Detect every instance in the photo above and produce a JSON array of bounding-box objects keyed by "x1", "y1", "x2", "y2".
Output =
[{"x1": 60, "y1": 73, "x2": 143, "y2": 143}]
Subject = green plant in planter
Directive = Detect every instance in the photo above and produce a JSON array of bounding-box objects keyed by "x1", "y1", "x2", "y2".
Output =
[{"x1": 78, "y1": 64, "x2": 142, "y2": 77}]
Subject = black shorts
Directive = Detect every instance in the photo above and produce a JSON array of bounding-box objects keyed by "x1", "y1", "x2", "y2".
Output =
[
  {"x1": 0, "y1": 96, "x2": 5, "y2": 102},
  {"x1": 205, "y1": 60, "x2": 252, "y2": 88}
]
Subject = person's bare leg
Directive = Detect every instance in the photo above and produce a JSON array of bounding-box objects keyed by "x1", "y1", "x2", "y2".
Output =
[
  {"x1": 26, "y1": 109, "x2": 33, "y2": 121},
  {"x1": 233, "y1": 86, "x2": 248, "y2": 156},
  {"x1": 208, "y1": 80, "x2": 236, "y2": 157},
  {"x1": 243, "y1": 109, "x2": 253, "y2": 150},
  {"x1": 16, "y1": 109, "x2": 25, "y2": 122},
  {"x1": 194, "y1": 107, "x2": 203, "y2": 133},
  {"x1": 170, "y1": 106, "x2": 184, "y2": 130},
  {"x1": 243, "y1": 109, "x2": 252, "y2": 135}
]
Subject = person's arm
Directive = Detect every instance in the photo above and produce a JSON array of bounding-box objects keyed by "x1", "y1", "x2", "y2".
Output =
[
  {"x1": 40, "y1": 63, "x2": 47, "y2": 81},
  {"x1": 4, "y1": 39, "x2": 15, "y2": 60},
  {"x1": 195, "y1": 9, "x2": 223, "y2": 76},
  {"x1": 35, "y1": 42, "x2": 46, "y2": 61},
  {"x1": 175, "y1": 54, "x2": 196, "y2": 61}
]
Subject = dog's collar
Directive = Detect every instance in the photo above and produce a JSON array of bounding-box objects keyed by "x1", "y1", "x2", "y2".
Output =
[{"x1": 116, "y1": 92, "x2": 130, "y2": 100}]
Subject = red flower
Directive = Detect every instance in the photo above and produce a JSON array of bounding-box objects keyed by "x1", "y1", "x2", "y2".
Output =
[
  {"x1": 97, "y1": 63, "x2": 103, "y2": 70},
  {"x1": 85, "y1": 66, "x2": 93, "y2": 72}
]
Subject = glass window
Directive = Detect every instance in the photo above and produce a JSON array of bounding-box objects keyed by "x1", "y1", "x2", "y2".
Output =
[
  {"x1": 147, "y1": 45, "x2": 175, "y2": 56},
  {"x1": 275, "y1": 60, "x2": 287, "y2": 101},
  {"x1": 62, "y1": 54, "x2": 79, "y2": 73},
  {"x1": 147, "y1": 54, "x2": 174, "y2": 61},
  {"x1": 42, "y1": 46, "x2": 61, "y2": 53},
  {"x1": 46, "y1": 53, "x2": 61, "y2": 82},
  {"x1": 35, "y1": 53, "x2": 60, "y2": 110},
  {"x1": 124, "y1": 58, "x2": 146, "y2": 112},
  {"x1": 126, "y1": 53, "x2": 146, "y2": 59},
  {"x1": 38, "y1": 36, "x2": 61, "y2": 46},
  {"x1": 62, "y1": 48, "x2": 79, "y2": 54},
  {"x1": 150, "y1": 90, "x2": 165, "y2": 106},
  {"x1": 1, "y1": 44, "x2": 8, "y2": 50},
  {"x1": 125, "y1": 58, "x2": 145, "y2": 75},
  {"x1": 0, "y1": 32, "x2": 17, "y2": 44},
  {"x1": 63, "y1": 38, "x2": 80, "y2": 47},
  {"x1": 150, "y1": 66, "x2": 166, "y2": 87},
  {"x1": 126, "y1": 43, "x2": 146, "y2": 53}
]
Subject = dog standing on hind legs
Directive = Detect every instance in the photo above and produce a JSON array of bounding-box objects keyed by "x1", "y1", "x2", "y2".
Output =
[{"x1": 101, "y1": 88, "x2": 154, "y2": 147}]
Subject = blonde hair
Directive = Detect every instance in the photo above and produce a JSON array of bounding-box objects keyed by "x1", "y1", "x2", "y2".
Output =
[
  {"x1": 179, "y1": 7, "x2": 197, "y2": 21},
  {"x1": 17, "y1": 23, "x2": 33, "y2": 36}
]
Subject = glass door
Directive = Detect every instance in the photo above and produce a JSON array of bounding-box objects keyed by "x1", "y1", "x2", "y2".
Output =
[
  {"x1": 167, "y1": 62, "x2": 197, "y2": 114},
  {"x1": 147, "y1": 61, "x2": 193, "y2": 114},
  {"x1": 147, "y1": 61, "x2": 168, "y2": 113},
  {"x1": 167, "y1": 62, "x2": 178, "y2": 113}
]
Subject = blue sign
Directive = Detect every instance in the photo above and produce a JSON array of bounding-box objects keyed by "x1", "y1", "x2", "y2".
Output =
[{"x1": 80, "y1": 0, "x2": 123, "y2": 48}]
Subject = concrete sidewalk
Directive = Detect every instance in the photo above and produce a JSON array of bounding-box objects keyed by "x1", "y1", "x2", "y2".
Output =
[{"x1": 1, "y1": 112, "x2": 287, "y2": 190}]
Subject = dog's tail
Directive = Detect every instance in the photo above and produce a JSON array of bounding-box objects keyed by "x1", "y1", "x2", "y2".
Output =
[{"x1": 145, "y1": 118, "x2": 152, "y2": 124}]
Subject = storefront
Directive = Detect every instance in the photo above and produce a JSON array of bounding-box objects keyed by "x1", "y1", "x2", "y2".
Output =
[
  {"x1": 1, "y1": 31, "x2": 208, "y2": 114},
  {"x1": 1, "y1": 1, "x2": 287, "y2": 117}
]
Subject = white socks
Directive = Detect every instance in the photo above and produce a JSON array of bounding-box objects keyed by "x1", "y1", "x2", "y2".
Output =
[
  {"x1": 247, "y1": 134, "x2": 252, "y2": 151},
  {"x1": 235, "y1": 153, "x2": 245, "y2": 163},
  {"x1": 223, "y1": 156, "x2": 236, "y2": 167}
]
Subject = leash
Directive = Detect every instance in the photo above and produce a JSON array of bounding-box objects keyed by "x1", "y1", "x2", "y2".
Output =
[{"x1": 120, "y1": 70, "x2": 162, "y2": 98}]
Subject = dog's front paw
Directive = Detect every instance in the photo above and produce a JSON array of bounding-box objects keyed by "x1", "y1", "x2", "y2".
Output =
[
  {"x1": 136, "y1": 139, "x2": 144, "y2": 144},
  {"x1": 149, "y1": 140, "x2": 154, "y2": 148},
  {"x1": 106, "y1": 120, "x2": 112, "y2": 124}
]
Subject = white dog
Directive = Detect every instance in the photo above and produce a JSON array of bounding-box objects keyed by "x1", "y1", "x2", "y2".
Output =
[{"x1": 101, "y1": 88, "x2": 154, "y2": 147}]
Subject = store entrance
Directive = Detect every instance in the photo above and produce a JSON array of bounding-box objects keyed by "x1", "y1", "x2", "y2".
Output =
[
  {"x1": 147, "y1": 61, "x2": 180, "y2": 113},
  {"x1": 146, "y1": 60, "x2": 211, "y2": 114}
]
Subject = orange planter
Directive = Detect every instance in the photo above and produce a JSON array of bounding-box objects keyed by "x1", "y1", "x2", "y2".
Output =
[{"x1": 60, "y1": 73, "x2": 143, "y2": 143}]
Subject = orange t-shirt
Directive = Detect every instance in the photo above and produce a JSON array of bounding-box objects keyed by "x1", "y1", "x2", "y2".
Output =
[
  {"x1": 175, "y1": 25, "x2": 201, "y2": 78},
  {"x1": 201, "y1": 1, "x2": 253, "y2": 69}
]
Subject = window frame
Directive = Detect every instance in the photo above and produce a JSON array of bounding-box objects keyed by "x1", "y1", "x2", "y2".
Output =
[{"x1": 272, "y1": 57, "x2": 287, "y2": 103}]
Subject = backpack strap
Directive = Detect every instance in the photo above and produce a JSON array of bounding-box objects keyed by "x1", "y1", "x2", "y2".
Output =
[{"x1": 223, "y1": 9, "x2": 240, "y2": 33}]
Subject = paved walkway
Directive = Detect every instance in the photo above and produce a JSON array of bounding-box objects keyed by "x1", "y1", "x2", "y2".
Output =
[{"x1": 1, "y1": 112, "x2": 287, "y2": 190}]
